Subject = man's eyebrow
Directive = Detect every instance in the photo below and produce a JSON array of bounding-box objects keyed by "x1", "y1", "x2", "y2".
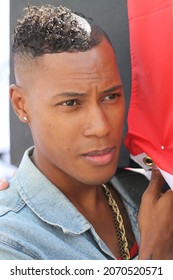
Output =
[
  {"x1": 101, "y1": 85, "x2": 122, "y2": 94},
  {"x1": 53, "y1": 92, "x2": 86, "y2": 98},
  {"x1": 53, "y1": 85, "x2": 122, "y2": 98}
]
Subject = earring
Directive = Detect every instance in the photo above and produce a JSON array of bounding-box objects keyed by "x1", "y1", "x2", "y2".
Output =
[{"x1": 23, "y1": 116, "x2": 28, "y2": 121}]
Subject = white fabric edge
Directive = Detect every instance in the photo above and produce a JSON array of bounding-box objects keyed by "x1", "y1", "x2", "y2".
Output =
[
  {"x1": 159, "y1": 168, "x2": 173, "y2": 190},
  {"x1": 130, "y1": 153, "x2": 173, "y2": 190}
]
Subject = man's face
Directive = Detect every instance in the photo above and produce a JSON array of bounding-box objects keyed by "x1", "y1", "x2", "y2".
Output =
[{"x1": 21, "y1": 39, "x2": 125, "y2": 187}]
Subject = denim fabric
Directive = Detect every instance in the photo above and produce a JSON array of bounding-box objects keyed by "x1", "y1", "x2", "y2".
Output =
[{"x1": 0, "y1": 147, "x2": 140, "y2": 260}]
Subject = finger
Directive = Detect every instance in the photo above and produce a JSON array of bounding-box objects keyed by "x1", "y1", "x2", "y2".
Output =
[
  {"x1": 0, "y1": 179, "x2": 9, "y2": 190},
  {"x1": 146, "y1": 163, "x2": 165, "y2": 197}
]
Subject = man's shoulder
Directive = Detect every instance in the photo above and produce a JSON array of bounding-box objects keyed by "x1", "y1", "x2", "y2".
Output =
[{"x1": 0, "y1": 177, "x2": 41, "y2": 260}]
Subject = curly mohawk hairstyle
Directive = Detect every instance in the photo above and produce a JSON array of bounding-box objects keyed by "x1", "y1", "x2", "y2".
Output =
[{"x1": 12, "y1": 4, "x2": 103, "y2": 58}]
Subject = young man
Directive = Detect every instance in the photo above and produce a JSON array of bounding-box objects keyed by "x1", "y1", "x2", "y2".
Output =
[{"x1": 0, "y1": 4, "x2": 173, "y2": 260}]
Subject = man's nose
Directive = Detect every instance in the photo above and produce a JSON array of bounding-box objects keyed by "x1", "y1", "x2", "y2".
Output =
[{"x1": 83, "y1": 105, "x2": 111, "y2": 138}]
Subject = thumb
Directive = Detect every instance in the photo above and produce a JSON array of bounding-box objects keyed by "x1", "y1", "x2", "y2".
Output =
[{"x1": 146, "y1": 163, "x2": 165, "y2": 197}]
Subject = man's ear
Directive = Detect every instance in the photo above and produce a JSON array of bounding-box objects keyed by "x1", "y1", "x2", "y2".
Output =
[{"x1": 10, "y1": 84, "x2": 29, "y2": 123}]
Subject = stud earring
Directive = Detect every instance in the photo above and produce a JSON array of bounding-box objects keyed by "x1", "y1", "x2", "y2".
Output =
[{"x1": 23, "y1": 116, "x2": 28, "y2": 121}]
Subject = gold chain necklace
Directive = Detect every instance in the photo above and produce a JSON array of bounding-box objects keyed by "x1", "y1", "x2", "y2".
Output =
[{"x1": 102, "y1": 184, "x2": 130, "y2": 260}]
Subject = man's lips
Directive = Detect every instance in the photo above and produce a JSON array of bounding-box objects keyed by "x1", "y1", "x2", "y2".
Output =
[
  {"x1": 81, "y1": 147, "x2": 116, "y2": 165},
  {"x1": 83, "y1": 147, "x2": 115, "y2": 156}
]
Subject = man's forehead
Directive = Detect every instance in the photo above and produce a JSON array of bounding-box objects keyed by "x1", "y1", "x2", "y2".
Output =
[{"x1": 14, "y1": 39, "x2": 116, "y2": 85}]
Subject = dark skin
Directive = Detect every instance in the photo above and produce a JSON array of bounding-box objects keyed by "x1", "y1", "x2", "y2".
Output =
[
  {"x1": 138, "y1": 165, "x2": 173, "y2": 259},
  {"x1": 1, "y1": 38, "x2": 173, "y2": 259},
  {"x1": 10, "y1": 38, "x2": 128, "y2": 258},
  {"x1": 67, "y1": 183, "x2": 135, "y2": 258}
]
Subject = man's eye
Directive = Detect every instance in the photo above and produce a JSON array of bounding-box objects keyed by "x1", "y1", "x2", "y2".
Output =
[
  {"x1": 62, "y1": 100, "x2": 78, "y2": 106},
  {"x1": 104, "y1": 93, "x2": 121, "y2": 101}
]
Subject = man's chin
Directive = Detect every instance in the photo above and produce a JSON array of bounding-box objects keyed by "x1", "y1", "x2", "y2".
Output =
[{"x1": 81, "y1": 170, "x2": 117, "y2": 186}]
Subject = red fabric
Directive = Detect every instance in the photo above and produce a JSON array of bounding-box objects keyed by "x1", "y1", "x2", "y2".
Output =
[{"x1": 125, "y1": 0, "x2": 173, "y2": 174}]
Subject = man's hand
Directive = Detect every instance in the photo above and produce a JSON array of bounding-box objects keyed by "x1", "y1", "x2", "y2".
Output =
[
  {"x1": 138, "y1": 164, "x2": 173, "y2": 259},
  {"x1": 0, "y1": 179, "x2": 9, "y2": 190}
]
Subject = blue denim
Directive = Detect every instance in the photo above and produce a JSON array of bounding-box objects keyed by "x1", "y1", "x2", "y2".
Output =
[{"x1": 0, "y1": 147, "x2": 140, "y2": 260}]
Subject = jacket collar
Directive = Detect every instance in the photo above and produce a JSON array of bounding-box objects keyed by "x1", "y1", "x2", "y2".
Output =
[
  {"x1": 15, "y1": 147, "x2": 91, "y2": 235},
  {"x1": 15, "y1": 147, "x2": 139, "y2": 240}
]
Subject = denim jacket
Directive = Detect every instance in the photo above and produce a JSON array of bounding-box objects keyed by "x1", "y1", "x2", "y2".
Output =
[{"x1": 0, "y1": 147, "x2": 143, "y2": 260}]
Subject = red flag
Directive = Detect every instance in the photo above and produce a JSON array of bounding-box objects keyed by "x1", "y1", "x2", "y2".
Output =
[{"x1": 125, "y1": 0, "x2": 173, "y2": 188}]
